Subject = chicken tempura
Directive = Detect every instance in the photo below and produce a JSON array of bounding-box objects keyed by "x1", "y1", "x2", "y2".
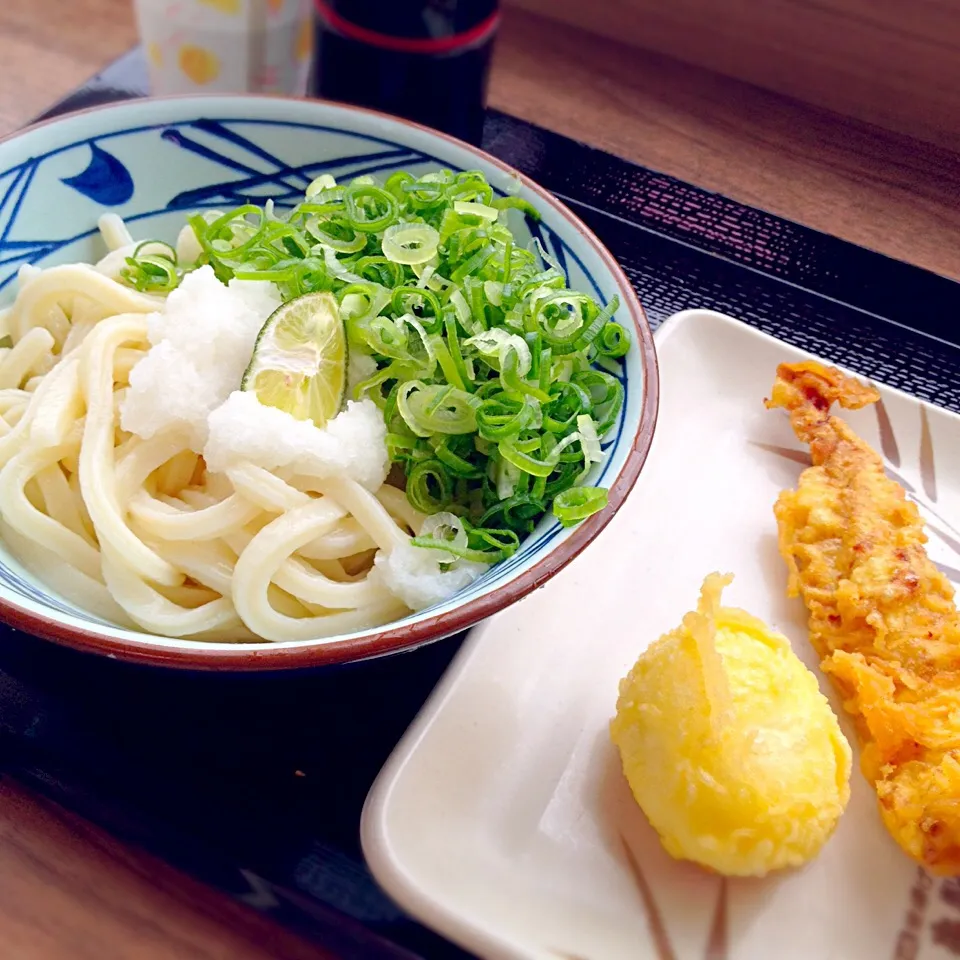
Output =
[{"x1": 768, "y1": 360, "x2": 960, "y2": 874}]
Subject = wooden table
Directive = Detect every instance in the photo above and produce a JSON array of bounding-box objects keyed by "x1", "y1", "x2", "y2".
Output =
[{"x1": 0, "y1": 0, "x2": 958, "y2": 956}]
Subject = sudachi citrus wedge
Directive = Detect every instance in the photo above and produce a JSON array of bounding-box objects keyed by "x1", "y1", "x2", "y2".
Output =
[{"x1": 241, "y1": 291, "x2": 347, "y2": 427}]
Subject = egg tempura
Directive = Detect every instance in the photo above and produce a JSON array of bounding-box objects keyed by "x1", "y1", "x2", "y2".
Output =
[{"x1": 611, "y1": 573, "x2": 851, "y2": 876}]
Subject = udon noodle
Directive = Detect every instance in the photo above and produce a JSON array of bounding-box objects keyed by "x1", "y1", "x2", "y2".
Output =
[{"x1": 0, "y1": 216, "x2": 483, "y2": 642}]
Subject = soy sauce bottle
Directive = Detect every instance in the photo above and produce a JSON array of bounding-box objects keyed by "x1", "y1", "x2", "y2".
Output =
[{"x1": 311, "y1": 0, "x2": 499, "y2": 145}]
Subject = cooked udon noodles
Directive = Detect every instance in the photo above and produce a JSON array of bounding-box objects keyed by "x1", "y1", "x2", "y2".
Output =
[
  {"x1": 0, "y1": 163, "x2": 627, "y2": 644},
  {"x1": 0, "y1": 216, "x2": 485, "y2": 642}
]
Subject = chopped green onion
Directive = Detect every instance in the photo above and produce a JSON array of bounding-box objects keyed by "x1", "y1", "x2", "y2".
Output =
[
  {"x1": 552, "y1": 486, "x2": 608, "y2": 527},
  {"x1": 573, "y1": 370, "x2": 624, "y2": 435},
  {"x1": 306, "y1": 220, "x2": 366, "y2": 253},
  {"x1": 454, "y1": 200, "x2": 500, "y2": 221},
  {"x1": 407, "y1": 459, "x2": 453, "y2": 513},
  {"x1": 493, "y1": 196, "x2": 541, "y2": 220},
  {"x1": 434, "y1": 435, "x2": 483, "y2": 478},
  {"x1": 411, "y1": 512, "x2": 518, "y2": 563},
  {"x1": 119, "y1": 167, "x2": 629, "y2": 538},
  {"x1": 476, "y1": 395, "x2": 538, "y2": 441},
  {"x1": 397, "y1": 381, "x2": 478, "y2": 437},
  {"x1": 465, "y1": 328, "x2": 532, "y2": 377},
  {"x1": 306, "y1": 173, "x2": 337, "y2": 197},
  {"x1": 597, "y1": 321, "x2": 630, "y2": 358},
  {"x1": 499, "y1": 431, "x2": 582, "y2": 478},
  {"x1": 382, "y1": 223, "x2": 440, "y2": 265},
  {"x1": 576, "y1": 414, "x2": 603, "y2": 464},
  {"x1": 479, "y1": 493, "x2": 545, "y2": 533},
  {"x1": 412, "y1": 512, "x2": 469, "y2": 563},
  {"x1": 344, "y1": 184, "x2": 399, "y2": 233},
  {"x1": 120, "y1": 241, "x2": 180, "y2": 293}
]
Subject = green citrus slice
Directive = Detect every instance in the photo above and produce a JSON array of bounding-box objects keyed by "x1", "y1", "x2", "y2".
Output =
[{"x1": 241, "y1": 292, "x2": 347, "y2": 427}]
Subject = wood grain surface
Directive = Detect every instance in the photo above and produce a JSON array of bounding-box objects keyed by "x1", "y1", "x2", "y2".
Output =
[
  {"x1": 490, "y1": 7, "x2": 960, "y2": 282},
  {"x1": 0, "y1": 779, "x2": 332, "y2": 959},
  {"x1": 506, "y1": 0, "x2": 960, "y2": 154},
  {"x1": 0, "y1": 0, "x2": 958, "y2": 957}
]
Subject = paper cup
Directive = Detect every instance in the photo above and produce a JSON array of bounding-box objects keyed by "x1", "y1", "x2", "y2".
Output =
[{"x1": 133, "y1": 0, "x2": 313, "y2": 96}]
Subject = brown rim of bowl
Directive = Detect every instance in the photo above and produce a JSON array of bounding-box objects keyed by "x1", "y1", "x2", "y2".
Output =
[{"x1": 0, "y1": 93, "x2": 660, "y2": 670}]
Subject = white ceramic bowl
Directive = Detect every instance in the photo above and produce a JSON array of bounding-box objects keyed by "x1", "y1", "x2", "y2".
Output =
[{"x1": 0, "y1": 96, "x2": 658, "y2": 669}]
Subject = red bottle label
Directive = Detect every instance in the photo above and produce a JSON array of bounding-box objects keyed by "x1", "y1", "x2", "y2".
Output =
[{"x1": 313, "y1": 0, "x2": 500, "y2": 55}]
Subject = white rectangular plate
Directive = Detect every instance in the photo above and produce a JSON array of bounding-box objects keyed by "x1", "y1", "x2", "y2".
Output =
[{"x1": 362, "y1": 310, "x2": 960, "y2": 960}]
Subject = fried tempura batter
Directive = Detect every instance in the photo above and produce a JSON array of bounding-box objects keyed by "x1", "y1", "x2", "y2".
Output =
[{"x1": 768, "y1": 360, "x2": 960, "y2": 874}]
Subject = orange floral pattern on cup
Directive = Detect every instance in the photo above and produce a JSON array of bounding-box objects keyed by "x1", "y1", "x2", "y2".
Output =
[
  {"x1": 178, "y1": 45, "x2": 221, "y2": 84},
  {"x1": 198, "y1": 0, "x2": 241, "y2": 13},
  {"x1": 295, "y1": 14, "x2": 313, "y2": 61}
]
